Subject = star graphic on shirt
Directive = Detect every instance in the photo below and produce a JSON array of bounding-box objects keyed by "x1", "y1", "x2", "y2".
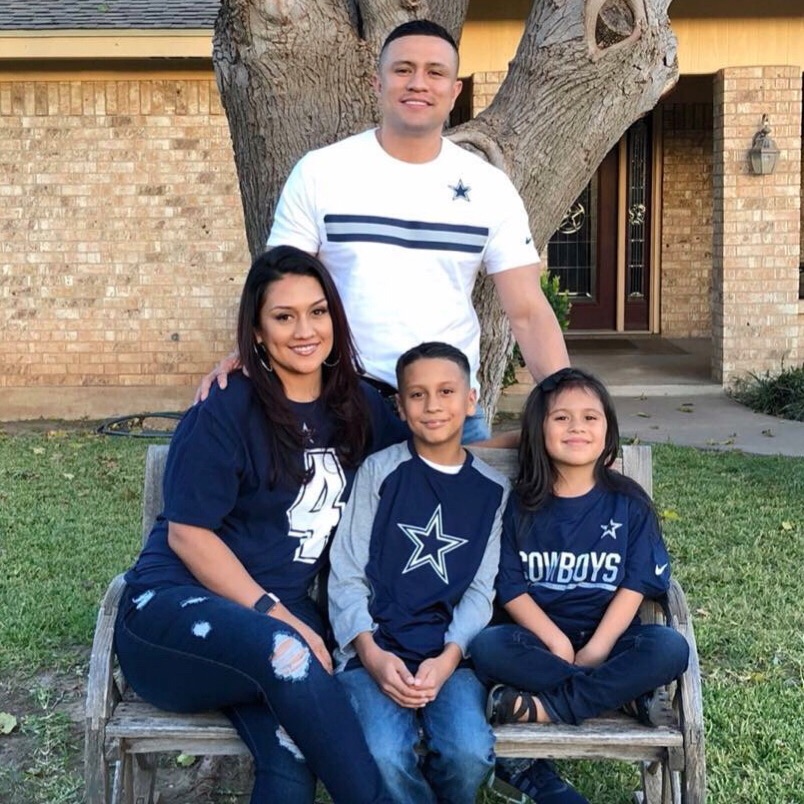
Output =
[
  {"x1": 301, "y1": 422, "x2": 315, "y2": 446},
  {"x1": 449, "y1": 179, "x2": 471, "y2": 202},
  {"x1": 600, "y1": 518, "x2": 623, "y2": 540},
  {"x1": 398, "y1": 505, "x2": 468, "y2": 584}
]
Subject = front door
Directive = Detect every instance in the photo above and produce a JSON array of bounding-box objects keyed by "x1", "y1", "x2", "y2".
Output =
[{"x1": 547, "y1": 118, "x2": 652, "y2": 331}]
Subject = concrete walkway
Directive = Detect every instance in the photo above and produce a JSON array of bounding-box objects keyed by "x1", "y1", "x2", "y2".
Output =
[
  {"x1": 498, "y1": 337, "x2": 804, "y2": 458},
  {"x1": 610, "y1": 390, "x2": 804, "y2": 457},
  {"x1": 500, "y1": 384, "x2": 804, "y2": 457}
]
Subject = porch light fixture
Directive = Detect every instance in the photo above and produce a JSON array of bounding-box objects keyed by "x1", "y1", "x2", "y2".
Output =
[{"x1": 749, "y1": 115, "x2": 780, "y2": 175}]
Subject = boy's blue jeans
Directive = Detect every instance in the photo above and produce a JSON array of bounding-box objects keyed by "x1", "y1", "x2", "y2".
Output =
[
  {"x1": 337, "y1": 666, "x2": 495, "y2": 803},
  {"x1": 471, "y1": 622, "x2": 689, "y2": 725},
  {"x1": 114, "y1": 585, "x2": 392, "y2": 804}
]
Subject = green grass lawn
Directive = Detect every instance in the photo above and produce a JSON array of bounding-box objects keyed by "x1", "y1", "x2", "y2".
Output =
[{"x1": 1, "y1": 431, "x2": 803, "y2": 802}]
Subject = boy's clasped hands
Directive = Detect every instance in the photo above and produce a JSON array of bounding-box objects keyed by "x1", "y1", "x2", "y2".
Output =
[{"x1": 355, "y1": 633, "x2": 461, "y2": 707}]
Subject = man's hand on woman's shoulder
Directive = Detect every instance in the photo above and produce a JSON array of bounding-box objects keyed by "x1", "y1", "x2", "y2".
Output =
[{"x1": 194, "y1": 351, "x2": 241, "y2": 404}]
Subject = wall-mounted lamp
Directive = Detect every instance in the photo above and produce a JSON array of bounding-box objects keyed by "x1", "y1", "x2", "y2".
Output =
[{"x1": 749, "y1": 115, "x2": 780, "y2": 175}]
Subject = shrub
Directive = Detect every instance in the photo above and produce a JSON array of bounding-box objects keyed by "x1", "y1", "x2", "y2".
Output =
[
  {"x1": 730, "y1": 365, "x2": 804, "y2": 422},
  {"x1": 540, "y1": 270, "x2": 571, "y2": 333}
]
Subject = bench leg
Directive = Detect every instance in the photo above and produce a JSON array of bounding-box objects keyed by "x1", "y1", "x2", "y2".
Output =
[
  {"x1": 121, "y1": 751, "x2": 134, "y2": 804},
  {"x1": 110, "y1": 759, "x2": 124, "y2": 804},
  {"x1": 637, "y1": 758, "x2": 679, "y2": 804},
  {"x1": 84, "y1": 727, "x2": 110, "y2": 804},
  {"x1": 131, "y1": 753, "x2": 157, "y2": 804}
]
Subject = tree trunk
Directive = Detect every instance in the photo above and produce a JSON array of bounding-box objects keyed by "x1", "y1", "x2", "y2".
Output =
[{"x1": 213, "y1": 0, "x2": 677, "y2": 419}]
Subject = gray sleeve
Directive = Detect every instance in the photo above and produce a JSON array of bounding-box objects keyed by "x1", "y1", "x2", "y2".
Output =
[
  {"x1": 445, "y1": 479, "x2": 511, "y2": 655},
  {"x1": 328, "y1": 460, "x2": 380, "y2": 663}
]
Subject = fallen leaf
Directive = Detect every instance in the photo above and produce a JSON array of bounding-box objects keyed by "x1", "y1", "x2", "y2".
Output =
[
  {"x1": 781, "y1": 521, "x2": 795, "y2": 531},
  {"x1": 762, "y1": 429, "x2": 774, "y2": 438},
  {"x1": 636, "y1": 412, "x2": 651, "y2": 418},
  {"x1": 0, "y1": 712, "x2": 18, "y2": 734},
  {"x1": 677, "y1": 403, "x2": 695, "y2": 414},
  {"x1": 32, "y1": 447, "x2": 45, "y2": 455},
  {"x1": 176, "y1": 753, "x2": 196, "y2": 768},
  {"x1": 660, "y1": 509, "x2": 680, "y2": 521},
  {"x1": 63, "y1": 473, "x2": 75, "y2": 480}
]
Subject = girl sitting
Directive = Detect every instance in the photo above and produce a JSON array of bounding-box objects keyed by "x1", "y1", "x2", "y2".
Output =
[{"x1": 471, "y1": 367, "x2": 689, "y2": 803}]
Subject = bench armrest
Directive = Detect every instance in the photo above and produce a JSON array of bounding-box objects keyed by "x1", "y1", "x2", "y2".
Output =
[
  {"x1": 86, "y1": 573, "x2": 126, "y2": 727},
  {"x1": 666, "y1": 578, "x2": 705, "y2": 779}
]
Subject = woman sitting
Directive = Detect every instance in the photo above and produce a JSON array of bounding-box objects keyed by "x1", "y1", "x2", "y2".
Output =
[{"x1": 114, "y1": 246, "x2": 405, "y2": 803}]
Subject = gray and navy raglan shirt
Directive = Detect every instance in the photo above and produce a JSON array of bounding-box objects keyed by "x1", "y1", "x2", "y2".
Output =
[{"x1": 328, "y1": 440, "x2": 510, "y2": 674}]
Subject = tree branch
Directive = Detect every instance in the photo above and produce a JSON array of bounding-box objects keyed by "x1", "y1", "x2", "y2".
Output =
[{"x1": 446, "y1": 128, "x2": 506, "y2": 171}]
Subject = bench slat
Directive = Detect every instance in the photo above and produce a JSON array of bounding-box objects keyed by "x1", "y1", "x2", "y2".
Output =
[
  {"x1": 108, "y1": 701, "x2": 681, "y2": 764},
  {"x1": 107, "y1": 703, "x2": 238, "y2": 740}
]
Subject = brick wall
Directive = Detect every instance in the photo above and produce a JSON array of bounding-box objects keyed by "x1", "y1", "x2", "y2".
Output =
[
  {"x1": 471, "y1": 71, "x2": 506, "y2": 116},
  {"x1": 712, "y1": 66, "x2": 802, "y2": 384},
  {"x1": 0, "y1": 76, "x2": 249, "y2": 419},
  {"x1": 660, "y1": 103, "x2": 714, "y2": 337}
]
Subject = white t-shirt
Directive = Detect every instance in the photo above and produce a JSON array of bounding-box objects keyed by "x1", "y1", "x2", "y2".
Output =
[{"x1": 267, "y1": 129, "x2": 539, "y2": 390}]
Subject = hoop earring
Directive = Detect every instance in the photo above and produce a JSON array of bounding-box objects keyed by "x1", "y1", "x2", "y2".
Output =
[
  {"x1": 254, "y1": 342, "x2": 273, "y2": 373},
  {"x1": 323, "y1": 352, "x2": 340, "y2": 368}
]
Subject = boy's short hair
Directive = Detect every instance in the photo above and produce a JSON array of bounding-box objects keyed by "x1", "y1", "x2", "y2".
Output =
[
  {"x1": 380, "y1": 19, "x2": 459, "y2": 61},
  {"x1": 395, "y1": 342, "x2": 471, "y2": 389}
]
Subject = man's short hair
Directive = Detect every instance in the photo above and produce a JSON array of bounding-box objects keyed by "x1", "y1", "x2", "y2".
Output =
[
  {"x1": 395, "y1": 342, "x2": 471, "y2": 389},
  {"x1": 380, "y1": 19, "x2": 459, "y2": 61}
]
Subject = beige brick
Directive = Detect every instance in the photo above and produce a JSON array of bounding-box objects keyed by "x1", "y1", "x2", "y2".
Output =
[
  {"x1": 0, "y1": 76, "x2": 249, "y2": 413},
  {"x1": 712, "y1": 65, "x2": 801, "y2": 384}
]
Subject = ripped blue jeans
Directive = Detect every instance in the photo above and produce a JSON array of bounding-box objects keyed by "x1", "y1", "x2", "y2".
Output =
[{"x1": 114, "y1": 585, "x2": 392, "y2": 804}]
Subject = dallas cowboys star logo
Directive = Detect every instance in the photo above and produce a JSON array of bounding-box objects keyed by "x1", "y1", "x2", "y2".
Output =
[
  {"x1": 600, "y1": 518, "x2": 623, "y2": 540},
  {"x1": 398, "y1": 505, "x2": 468, "y2": 584},
  {"x1": 449, "y1": 179, "x2": 471, "y2": 202}
]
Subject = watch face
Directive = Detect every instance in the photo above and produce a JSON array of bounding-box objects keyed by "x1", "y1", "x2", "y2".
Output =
[{"x1": 254, "y1": 594, "x2": 272, "y2": 613}]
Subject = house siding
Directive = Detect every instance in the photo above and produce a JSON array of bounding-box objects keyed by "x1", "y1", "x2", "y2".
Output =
[
  {"x1": 0, "y1": 76, "x2": 249, "y2": 418},
  {"x1": 660, "y1": 103, "x2": 714, "y2": 338},
  {"x1": 712, "y1": 66, "x2": 802, "y2": 383}
]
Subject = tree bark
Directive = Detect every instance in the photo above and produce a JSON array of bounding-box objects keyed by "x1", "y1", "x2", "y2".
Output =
[{"x1": 213, "y1": 0, "x2": 677, "y2": 419}]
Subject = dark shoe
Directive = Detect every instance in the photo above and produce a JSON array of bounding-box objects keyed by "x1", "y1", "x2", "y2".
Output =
[
  {"x1": 486, "y1": 684, "x2": 539, "y2": 725},
  {"x1": 494, "y1": 758, "x2": 589, "y2": 804},
  {"x1": 621, "y1": 688, "x2": 676, "y2": 727}
]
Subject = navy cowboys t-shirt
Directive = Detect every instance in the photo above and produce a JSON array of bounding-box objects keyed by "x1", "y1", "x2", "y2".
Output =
[
  {"x1": 496, "y1": 484, "x2": 672, "y2": 637},
  {"x1": 125, "y1": 372, "x2": 407, "y2": 605}
]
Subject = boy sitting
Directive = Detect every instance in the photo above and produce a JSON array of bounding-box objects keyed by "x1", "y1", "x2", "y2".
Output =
[{"x1": 329, "y1": 342, "x2": 510, "y2": 803}]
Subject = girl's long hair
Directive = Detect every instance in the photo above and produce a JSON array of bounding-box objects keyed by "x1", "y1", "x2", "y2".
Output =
[
  {"x1": 516, "y1": 368, "x2": 650, "y2": 511},
  {"x1": 237, "y1": 246, "x2": 370, "y2": 487}
]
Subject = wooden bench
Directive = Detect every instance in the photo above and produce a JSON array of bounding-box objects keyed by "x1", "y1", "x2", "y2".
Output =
[{"x1": 85, "y1": 444, "x2": 706, "y2": 803}]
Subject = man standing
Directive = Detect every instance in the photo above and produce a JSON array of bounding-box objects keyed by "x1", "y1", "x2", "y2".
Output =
[
  {"x1": 263, "y1": 19, "x2": 569, "y2": 441},
  {"x1": 200, "y1": 19, "x2": 582, "y2": 800}
]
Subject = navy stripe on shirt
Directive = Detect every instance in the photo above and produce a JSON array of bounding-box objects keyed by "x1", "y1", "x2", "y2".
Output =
[{"x1": 324, "y1": 214, "x2": 488, "y2": 254}]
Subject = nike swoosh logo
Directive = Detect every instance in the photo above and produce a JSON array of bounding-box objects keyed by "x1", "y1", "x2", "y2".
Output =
[{"x1": 655, "y1": 563, "x2": 668, "y2": 576}]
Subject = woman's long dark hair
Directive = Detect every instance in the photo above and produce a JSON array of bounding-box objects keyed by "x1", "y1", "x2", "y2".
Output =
[
  {"x1": 237, "y1": 246, "x2": 371, "y2": 487},
  {"x1": 516, "y1": 367, "x2": 650, "y2": 511}
]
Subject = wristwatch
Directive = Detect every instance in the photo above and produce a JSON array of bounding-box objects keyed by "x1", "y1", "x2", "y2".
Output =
[{"x1": 253, "y1": 592, "x2": 280, "y2": 614}]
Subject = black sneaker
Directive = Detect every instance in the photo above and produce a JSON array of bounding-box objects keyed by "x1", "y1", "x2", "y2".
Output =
[
  {"x1": 494, "y1": 758, "x2": 589, "y2": 804},
  {"x1": 621, "y1": 689, "x2": 676, "y2": 727}
]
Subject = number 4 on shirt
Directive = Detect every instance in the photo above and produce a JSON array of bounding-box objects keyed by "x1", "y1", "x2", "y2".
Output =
[{"x1": 287, "y1": 448, "x2": 347, "y2": 564}]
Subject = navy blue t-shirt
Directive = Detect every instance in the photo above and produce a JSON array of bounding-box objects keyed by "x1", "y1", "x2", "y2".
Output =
[
  {"x1": 496, "y1": 483, "x2": 671, "y2": 637},
  {"x1": 125, "y1": 373, "x2": 407, "y2": 604},
  {"x1": 329, "y1": 441, "x2": 508, "y2": 672}
]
